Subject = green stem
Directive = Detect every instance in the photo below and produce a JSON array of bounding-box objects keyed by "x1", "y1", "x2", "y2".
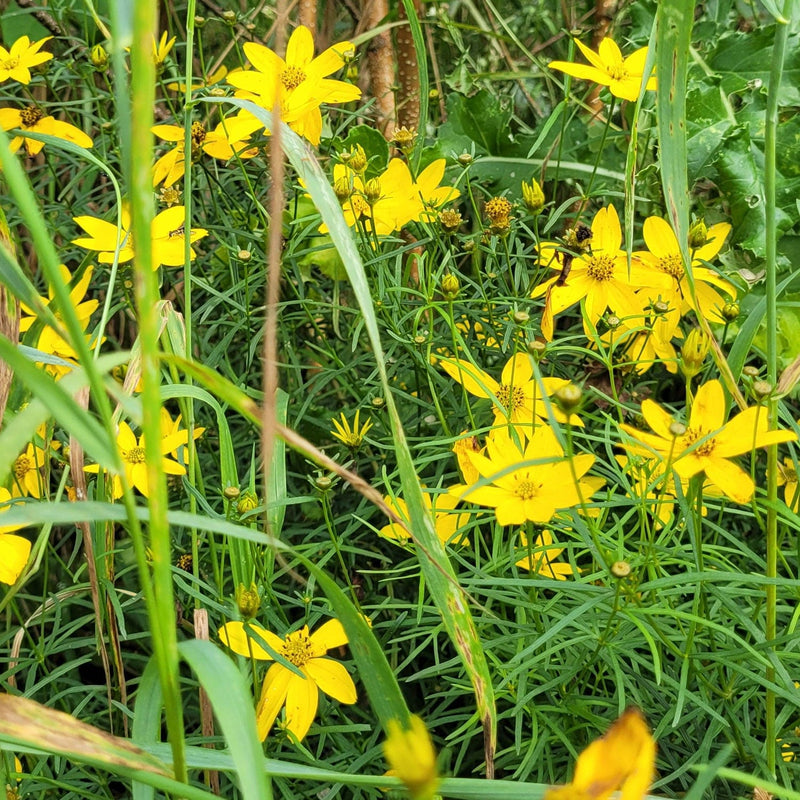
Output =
[{"x1": 764, "y1": 3, "x2": 791, "y2": 779}]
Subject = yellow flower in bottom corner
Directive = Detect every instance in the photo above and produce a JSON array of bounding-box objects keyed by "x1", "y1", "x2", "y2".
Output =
[
  {"x1": 218, "y1": 618, "x2": 357, "y2": 742},
  {"x1": 384, "y1": 715, "x2": 439, "y2": 800},
  {"x1": 0, "y1": 488, "x2": 31, "y2": 585},
  {"x1": 545, "y1": 708, "x2": 656, "y2": 800}
]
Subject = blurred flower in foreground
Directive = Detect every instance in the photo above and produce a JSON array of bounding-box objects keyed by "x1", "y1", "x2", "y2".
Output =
[
  {"x1": 330, "y1": 410, "x2": 372, "y2": 448},
  {"x1": 0, "y1": 105, "x2": 93, "y2": 156},
  {"x1": 545, "y1": 708, "x2": 655, "y2": 800},
  {"x1": 72, "y1": 205, "x2": 208, "y2": 270},
  {"x1": 227, "y1": 25, "x2": 360, "y2": 146},
  {"x1": 0, "y1": 36, "x2": 52, "y2": 84},
  {"x1": 383, "y1": 715, "x2": 439, "y2": 800},
  {"x1": 218, "y1": 618, "x2": 357, "y2": 741},
  {"x1": 619, "y1": 379, "x2": 797, "y2": 504},
  {"x1": 549, "y1": 37, "x2": 657, "y2": 102},
  {"x1": 0, "y1": 488, "x2": 31, "y2": 585},
  {"x1": 84, "y1": 421, "x2": 186, "y2": 498}
]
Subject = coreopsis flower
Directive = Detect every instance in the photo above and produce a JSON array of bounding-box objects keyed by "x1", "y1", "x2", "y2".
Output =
[
  {"x1": 330, "y1": 410, "x2": 372, "y2": 448},
  {"x1": 84, "y1": 421, "x2": 187, "y2": 498},
  {"x1": 516, "y1": 530, "x2": 578, "y2": 579},
  {"x1": 160, "y1": 408, "x2": 204, "y2": 461},
  {"x1": 0, "y1": 488, "x2": 31, "y2": 584},
  {"x1": 452, "y1": 434, "x2": 482, "y2": 484},
  {"x1": 227, "y1": 25, "x2": 361, "y2": 146},
  {"x1": 600, "y1": 310, "x2": 678, "y2": 375},
  {"x1": 532, "y1": 204, "x2": 670, "y2": 341},
  {"x1": 10, "y1": 442, "x2": 49, "y2": 498},
  {"x1": 439, "y1": 352, "x2": 582, "y2": 435},
  {"x1": 0, "y1": 105, "x2": 93, "y2": 156},
  {"x1": 0, "y1": 36, "x2": 52, "y2": 84},
  {"x1": 72, "y1": 205, "x2": 208, "y2": 270},
  {"x1": 548, "y1": 37, "x2": 657, "y2": 102},
  {"x1": 166, "y1": 64, "x2": 230, "y2": 93},
  {"x1": 619, "y1": 379, "x2": 797, "y2": 504},
  {"x1": 634, "y1": 216, "x2": 736, "y2": 327},
  {"x1": 218, "y1": 618, "x2": 357, "y2": 741},
  {"x1": 383, "y1": 715, "x2": 438, "y2": 800},
  {"x1": 378, "y1": 490, "x2": 470, "y2": 547},
  {"x1": 545, "y1": 708, "x2": 655, "y2": 800},
  {"x1": 450, "y1": 425, "x2": 599, "y2": 526},
  {"x1": 777, "y1": 458, "x2": 800, "y2": 512},
  {"x1": 153, "y1": 31, "x2": 176, "y2": 71}
]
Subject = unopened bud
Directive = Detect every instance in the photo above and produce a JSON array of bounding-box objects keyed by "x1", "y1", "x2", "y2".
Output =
[
  {"x1": 221, "y1": 9, "x2": 236, "y2": 25},
  {"x1": 348, "y1": 144, "x2": 367, "y2": 173},
  {"x1": 680, "y1": 328, "x2": 710, "y2": 379},
  {"x1": 390, "y1": 126, "x2": 416, "y2": 152},
  {"x1": 605, "y1": 314, "x2": 621, "y2": 329},
  {"x1": 194, "y1": 15, "x2": 206, "y2": 27},
  {"x1": 439, "y1": 208, "x2": 462, "y2": 234},
  {"x1": 722, "y1": 302, "x2": 740, "y2": 321},
  {"x1": 668, "y1": 421, "x2": 686, "y2": 438},
  {"x1": 527, "y1": 339, "x2": 547, "y2": 360},
  {"x1": 315, "y1": 475, "x2": 333, "y2": 491},
  {"x1": 364, "y1": 178, "x2": 382, "y2": 203},
  {"x1": 371, "y1": 396, "x2": 385, "y2": 408},
  {"x1": 652, "y1": 300, "x2": 670, "y2": 316},
  {"x1": 238, "y1": 249, "x2": 251, "y2": 261},
  {"x1": 90, "y1": 44, "x2": 109, "y2": 71},
  {"x1": 521, "y1": 178, "x2": 545, "y2": 215},
  {"x1": 753, "y1": 380, "x2": 772, "y2": 400},
  {"x1": 513, "y1": 310, "x2": 529, "y2": 325},
  {"x1": 236, "y1": 583, "x2": 260, "y2": 619},
  {"x1": 611, "y1": 560, "x2": 632, "y2": 578},
  {"x1": 223, "y1": 486, "x2": 240, "y2": 500},
  {"x1": 341, "y1": 47, "x2": 356, "y2": 64},
  {"x1": 457, "y1": 152, "x2": 473, "y2": 167},
  {"x1": 688, "y1": 219, "x2": 708, "y2": 249},
  {"x1": 743, "y1": 366, "x2": 760, "y2": 378},
  {"x1": 441, "y1": 273, "x2": 460, "y2": 301},
  {"x1": 334, "y1": 176, "x2": 352, "y2": 201},
  {"x1": 554, "y1": 383, "x2": 582, "y2": 415},
  {"x1": 237, "y1": 490, "x2": 258, "y2": 515}
]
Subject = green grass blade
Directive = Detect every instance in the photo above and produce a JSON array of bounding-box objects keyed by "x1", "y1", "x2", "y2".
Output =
[{"x1": 131, "y1": 657, "x2": 162, "y2": 800}]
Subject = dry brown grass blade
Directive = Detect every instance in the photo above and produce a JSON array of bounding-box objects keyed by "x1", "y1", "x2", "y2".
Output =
[
  {"x1": 193, "y1": 608, "x2": 220, "y2": 795},
  {"x1": 0, "y1": 694, "x2": 171, "y2": 776},
  {"x1": 396, "y1": 0, "x2": 421, "y2": 130}
]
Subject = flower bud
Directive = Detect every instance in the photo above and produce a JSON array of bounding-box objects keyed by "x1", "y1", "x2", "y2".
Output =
[
  {"x1": 457, "y1": 152, "x2": 473, "y2": 167},
  {"x1": 334, "y1": 176, "x2": 352, "y2": 201},
  {"x1": 652, "y1": 300, "x2": 670, "y2": 316},
  {"x1": 314, "y1": 475, "x2": 333, "y2": 491},
  {"x1": 428, "y1": 88, "x2": 439, "y2": 100},
  {"x1": 194, "y1": 15, "x2": 206, "y2": 27},
  {"x1": 722, "y1": 302, "x2": 740, "y2": 322},
  {"x1": 605, "y1": 314, "x2": 621, "y2": 330},
  {"x1": 237, "y1": 490, "x2": 258, "y2": 515},
  {"x1": 364, "y1": 177, "x2": 382, "y2": 203},
  {"x1": 223, "y1": 486, "x2": 240, "y2": 500},
  {"x1": 611, "y1": 560, "x2": 632, "y2": 578},
  {"x1": 668, "y1": 421, "x2": 686, "y2": 438},
  {"x1": 513, "y1": 310, "x2": 529, "y2": 325},
  {"x1": 390, "y1": 126, "x2": 416, "y2": 152},
  {"x1": 742, "y1": 365, "x2": 760, "y2": 378},
  {"x1": 527, "y1": 339, "x2": 547, "y2": 360},
  {"x1": 554, "y1": 383, "x2": 582, "y2": 416},
  {"x1": 236, "y1": 583, "x2": 260, "y2": 619},
  {"x1": 221, "y1": 9, "x2": 236, "y2": 25},
  {"x1": 753, "y1": 380, "x2": 772, "y2": 400},
  {"x1": 238, "y1": 249, "x2": 251, "y2": 261},
  {"x1": 441, "y1": 273, "x2": 460, "y2": 301},
  {"x1": 346, "y1": 64, "x2": 358, "y2": 81},
  {"x1": 521, "y1": 178, "x2": 545, "y2": 215},
  {"x1": 371, "y1": 396, "x2": 385, "y2": 408},
  {"x1": 90, "y1": 44, "x2": 109, "y2": 71},
  {"x1": 439, "y1": 208, "x2": 462, "y2": 234},
  {"x1": 680, "y1": 327, "x2": 711, "y2": 379},
  {"x1": 383, "y1": 715, "x2": 439, "y2": 800},
  {"x1": 688, "y1": 219, "x2": 708, "y2": 249},
  {"x1": 348, "y1": 144, "x2": 368, "y2": 173}
]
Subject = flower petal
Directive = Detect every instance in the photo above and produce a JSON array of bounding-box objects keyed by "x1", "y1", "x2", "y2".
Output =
[
  {"x1": 219, "y1": 621, "x2": 282, "y2": 660},
  {"x1": 304, "y1": 657, "x2": 357, "y2": 704},
  {"x1": 0, "y1": 534, "x2": 31, "y2": 585},
  {"x1": 309, "y1": 618, "x2": 348, "y2": 654},
  {"x1": 284, "y1": 670, "x2": 319, "y2": 740},
  {"x1": 256, "y1": 663, "x2": 292, "y2": 740}
]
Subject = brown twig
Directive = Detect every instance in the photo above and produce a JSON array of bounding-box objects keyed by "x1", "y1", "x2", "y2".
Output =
[
  {"x1": 359, "y1": 0, "x2": 396, "y2": 135},
  {"x1": 396, "y1": 0, "x2": 421, "y2": 131}
]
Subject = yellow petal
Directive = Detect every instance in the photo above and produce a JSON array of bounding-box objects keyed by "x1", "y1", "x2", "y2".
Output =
[
  {"x1": 256, "y1": 663, "x2": 292, "y2": 740},
  {"x1": 218, "y1": 621, "x2": 281, "y2": 660},
  {"x1": 304, "y1": 657, "x2": 357, "y2": 703},
  {"x1": 309, "y1": 618, "x2": 349, "y2": 653},
  {"x1": 284, "y1": 670, "x2": 319, "y2": 741},
  {"x1": 0, "y1": 533, "x2": 31, "y2": 584}
]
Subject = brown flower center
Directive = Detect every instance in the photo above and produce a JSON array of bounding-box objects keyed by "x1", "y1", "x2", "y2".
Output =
[
  {"x1": 281, "y1": 65, "x2": 307, "y2": 91},
  {"x1": 14, "y1": 455, "x2": 31, "y2": 478},
  {"x1": 20, "y1": 106, "x2": 44, "y2": 127},
  {"x1": 496, "y1": 384, "x2": 525, "y2": 415},
  {"x1": 683, "y1": 427, "x2": 716, "y2": 457},
  {"x1": 348, "y1": 194, "x2": 370, "y2": 220},
  {"x1": 190, "y1": 121, "x2": 206, "y2": 146},
  {"x1": 124, "y1": 446, "x2": 146, "y2": 464},
  {"x1": 514, "y1": 478, "x2": 538, "y2": 500},
  {"x1": 586, "y1": 253, "x2": 615, "y2": 281},
  {"x1": 283, "y1": 629, "x2": 313, "y2": 666},
  {"x1": 657, "y1": 253, "x2": 684, "y2": 279}
]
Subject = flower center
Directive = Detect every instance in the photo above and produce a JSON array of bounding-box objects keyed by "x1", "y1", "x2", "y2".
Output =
[
  {"x1": 20, "y1": 106, "x2": 44, "y2": 127},
  {"x1": 348, "y1": 195, "x2": 370, "y2": 220},
  {"x1": 657, "y1": 253, "x2": 684, "y2": 279},
  {"x1": 124, "y1": 446, "x2": 146, "y2": 464},
  {"x1": 190, "y1": 121, "x2": 206, "y2": 146},
  {"x1": 496, "y1": 384, "x2": 525, "y2": 415},
  {"x1": 1, "y1": 56, "x2": 19, "y2": 70},
  {"x1": 14, "y1": 455, "x2": 31, "y2": 478},
  {"x1": 607, "y1": 63, "x2": 628, "y2": 80},
  {"x1": 281, "y1": 65, "x2": 307, "y2": 91},
  {"x1": 282, "y1": 629, "x2": 313, "y2": 666},
  {"x1": 515, "y1": 478, "x2": 538, "y2": 500},
  {"x1": 683, "y1": 427, "x2": 716, "y2": 457},
  {"x1": 585, "y1": 253, "x2": 615, "y2": 281}
]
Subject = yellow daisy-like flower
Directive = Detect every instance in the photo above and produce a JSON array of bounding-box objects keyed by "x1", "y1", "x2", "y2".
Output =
[
  {"x1": 450, "y1": 425, "x2": 599, "y2": 526},
  {"x1": 160, "y1": 408, "x2": 205, "y2": 461},
  {"x1": 452, "y1": 433, "x2": 482, "y2": 484},
  {"x1": 227, "y1": 25, "x2": 361, "y2": 146},
  {"x1": 532, "y1": 204, "x2": 670, "y2": 341},
  {"x1": 549, "y1": 37, "x2": 657, "y2": 102},
  {"x1": 619, "y1": 379, "x2": 797, "y2": 504},
  {"x1": 439, "y1": 352, "x2": 581, "y2": 435},
  {"x1": 72, "y1": 205, "x2": 208, "y2": 270},
  {"x1": 10, "y1": 442, "x2": 48, "y2": 498},
  {"x1": 545, "y1": 708, "x2": 656, "y2": 800},
  {"x1": 634, "y1": 216, "x2": 736, "y2": 328},
  {"x1": 516, "y1": 529, "x2": 578, "y2": 580},
  {"x1": 153, "y1": 31, "x2": 176, "y2": 71},
  {"x1": 330, "y1": 410, "x2": 372, "y2": 448},
  {"x1": 84, "y1": 421, "x2": 186, "y2": 499},
  {"x1": 0, "y1": 104, "x2": 93, "y2": 156},
  {"x1": 0, "y1": 36, "x2": 53, "y2": 84},
  {"x1": 777, "y1": 457, "x2": 800, "y2": 512},
  {"x1": 218, "y1": 618, "x2": 357, "y2": 741},
  {"x1": 383, "y1": 715, "x2": 439, "y2": 800},
  {"x1": 0, "y1": 488, "x2": 31, "y2": 585},
  {"x1": 378, "y1": 490, "x2": 470, "y2": 547}
]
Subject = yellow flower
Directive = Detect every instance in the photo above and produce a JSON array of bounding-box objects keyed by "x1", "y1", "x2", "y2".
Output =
[
  {"x1": 166, "y1": 64, "x2": 231, "y2": 93},
  {"x1": 10, "y1": 442, "x2": 48, "y2": 498},
  {"x1": 777, "y1": 457, "x2": 800, "y2": 511},
  {"x1": 72, "y1": 205, "x2": 208, "y2": 270},
  {"x1": 160, "y1": 408, "x2": 205, "y2": 460},
  {"x1": 439, "y1": 353, "x2": 581, "y2": 435},
  {"x1": 549, "y1": 37, "x2": 657, "y2": 102},
  {"x1": 153, "y1": 31, "x2": 176, "y2": 70},
  {"x1": 84, "y1": 421, "x2": 187, "y2": 499},
  {"x1": 0, "y1": 36, "x2": 53, "y2": 84},
  {"x1": 532, "y1": 204, "x2": 670, "y2": 341},
  {"x1": 516, "y1": 529, "x2": 578, "y2": 580},
  {"x1": 634, "y1": 216, "x2": 736, "y2": 327},
  {"x1": 619, "y1": 379, "x2": 797, "y2": 504},
  {"x1": 0, "y1": 488, "x2": 31, "y2": 585},
  {"x1": 227, "y1": 25, "x2": 361, "y2": 146},
  {"x1": 383, "y1": 715, "x2": 438, "y2": 800},
  {"x1": 218, "y1": 618, "x2": 357, "y2": 741},
  {"x1": 0, "y1": 104, "x2": 93, "y2": 156},
  {"x1": 545, "y1": 708, "x2": 656, "y2": 800},
  {"x1": 330, "y1": 410, "x2": 372, "y2": 448},
  {"x1": 450, "y1": 425, "x2": 599, "y2": 526},
  {"x1": 600, "y1": 311, "x2": 678, "y2": 376},
  {"x1": 379, "y1": 490, "x2": 470, "y2": 547},
  {"x1": 452, "y1": 433, "x2": 482, "y2": 484}
]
